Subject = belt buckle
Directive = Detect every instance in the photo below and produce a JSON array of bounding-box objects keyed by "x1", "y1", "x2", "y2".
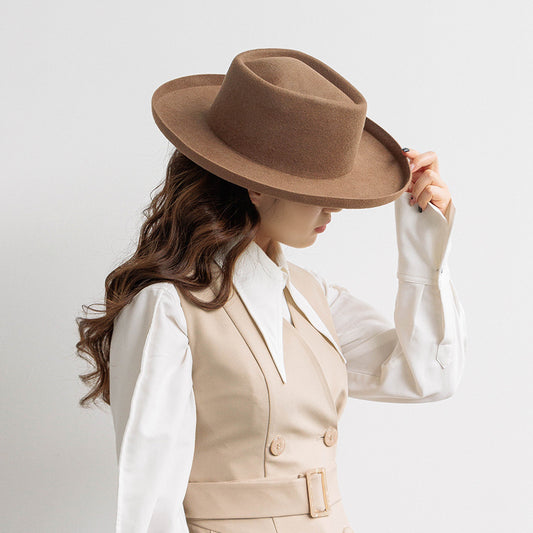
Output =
[{"x1": 302, "y1": 467, "x2": 330, "y2": 518}]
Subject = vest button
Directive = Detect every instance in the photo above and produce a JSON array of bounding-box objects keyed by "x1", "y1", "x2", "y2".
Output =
[
  {"x1": 343, "y1": 528, "x2": 354, "y2": 533},
  {"x1": 269, "y1": 435, "x2": 285, "y2": 455},
  {"x1": 323, "y1": 426, "x2": 338, "y2": 446}
]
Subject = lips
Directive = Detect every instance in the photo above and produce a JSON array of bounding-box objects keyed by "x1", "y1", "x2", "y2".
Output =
[{"x1": 315, "y1": 220, "x2": 331, "y2": 230}]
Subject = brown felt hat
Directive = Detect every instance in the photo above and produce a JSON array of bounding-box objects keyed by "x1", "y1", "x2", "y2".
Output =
[{"x1": 151, "y1": 47, "x2": 411, "y2": 209}]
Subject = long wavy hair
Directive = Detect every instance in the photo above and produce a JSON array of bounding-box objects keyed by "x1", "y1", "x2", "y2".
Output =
[{"x1": 75, "y1": 149, "x2": 266, "y2": 408}]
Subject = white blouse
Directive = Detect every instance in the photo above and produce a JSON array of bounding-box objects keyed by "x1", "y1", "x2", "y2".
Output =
[{"x1": 109, "y1": 190, "x2": 467, "y2": 533}]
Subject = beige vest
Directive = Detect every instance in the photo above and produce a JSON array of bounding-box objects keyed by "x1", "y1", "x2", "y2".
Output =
[{"x1": 178, "y1": 261, "x2": 354, "y2": 533}]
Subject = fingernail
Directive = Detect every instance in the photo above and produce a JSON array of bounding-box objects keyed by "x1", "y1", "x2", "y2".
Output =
[
  {"x1": 409, "y1": 163, "x2": 415, "y2": 170},
  {"x1": 402, "y1": 147, "x2": 410, "y2": 152},
  {"x1": 418, "y1": 206, "x2": 423, "y2": 213}
]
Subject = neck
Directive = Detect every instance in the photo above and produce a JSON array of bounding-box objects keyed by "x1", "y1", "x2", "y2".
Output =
[{"x1": 254, "y1": 235, "x2": 278, "y2": 263}]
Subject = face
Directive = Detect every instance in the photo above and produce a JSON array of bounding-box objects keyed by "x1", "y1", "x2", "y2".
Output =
[{"x1": 248, "y1": 190, "x2": 343, "y2": 249}]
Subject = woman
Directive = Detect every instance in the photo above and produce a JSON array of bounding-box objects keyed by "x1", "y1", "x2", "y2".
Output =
[{"x1": 76, "y1": 48, "x2": 467, "y2": 533}]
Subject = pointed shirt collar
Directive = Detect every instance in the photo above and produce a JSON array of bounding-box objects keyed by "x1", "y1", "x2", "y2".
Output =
[{"x1": 214, "y1": 239, "x2": 346, "y2": 383}]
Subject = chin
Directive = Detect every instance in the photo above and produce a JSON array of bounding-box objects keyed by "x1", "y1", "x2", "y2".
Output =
[
  {"x1": 297, "y1": 236, "x2": 318, "y2": 249},
  {"x1": 277, "y1": 231, "x2": 318, "y2": 249},
  {"x1": 278, "y1": 240, "x2": 310, "y2": 249}
]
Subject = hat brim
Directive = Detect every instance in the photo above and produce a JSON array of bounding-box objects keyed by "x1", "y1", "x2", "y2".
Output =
[{"x1": 152, "y1": 74, "x2": 411, "y2": 209}]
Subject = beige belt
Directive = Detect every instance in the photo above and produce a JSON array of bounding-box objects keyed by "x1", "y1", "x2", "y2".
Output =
[{"x1": 184, "y1": 465, "x2": 341, "y2": 520}]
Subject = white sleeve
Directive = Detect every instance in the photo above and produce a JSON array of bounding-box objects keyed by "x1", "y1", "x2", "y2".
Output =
[
  {"x1": 307, "y1": 191, "x2": 467, "y2": 403},
  {"x1": 109, "y1": 282, "x2": 196, "y2": 532}
]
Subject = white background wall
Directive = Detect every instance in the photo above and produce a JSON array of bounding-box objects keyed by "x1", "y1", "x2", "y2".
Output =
[{"x1": 2, "y1": 0, "x2": 531, "y2": 531}]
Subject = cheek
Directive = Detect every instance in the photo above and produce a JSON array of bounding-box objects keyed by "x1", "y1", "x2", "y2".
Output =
[
  {"x1": 264, "y1": 201, "x2": 320, "y2": 238},
  {"x1": 286, "y1": 209, "x2": 319, "y2": 234}
]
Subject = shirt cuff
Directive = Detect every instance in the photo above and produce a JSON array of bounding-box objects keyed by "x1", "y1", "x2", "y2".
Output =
[{"x1": 394, "y1": 191, "x2": 456, "y2": 285}]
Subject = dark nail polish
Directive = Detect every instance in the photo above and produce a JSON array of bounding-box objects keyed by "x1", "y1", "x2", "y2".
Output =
[
  {"x1": 418, "y1": 206, "x2": 423, "y2": 213},
  {"x1": 402, "y1": 147, "x2": 410, "y2": 152}
]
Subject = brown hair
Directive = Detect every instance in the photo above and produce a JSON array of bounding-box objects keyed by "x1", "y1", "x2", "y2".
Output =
[{"x1": 75, "y1": 150, "x2": 263, "y2": 408}]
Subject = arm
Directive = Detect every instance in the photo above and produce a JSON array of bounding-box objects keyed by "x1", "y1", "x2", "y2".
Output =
[
  {"x1": 109, "y1": 283, "x2": 195, "y2": 532},
  {"x1": 308, "y1": 191, "x2": 467, "y2": 403}
]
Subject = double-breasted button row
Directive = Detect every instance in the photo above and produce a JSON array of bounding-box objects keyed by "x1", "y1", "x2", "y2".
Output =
[
  {"x1": 323, "y1": 426, "x2": 338, "y2": 446},
  {"x1": 269, "y1": 429, "x2": 337, "y2": 454},
  {"x1": 269, "y1": 435, "x2": 285, "y2": 455}
]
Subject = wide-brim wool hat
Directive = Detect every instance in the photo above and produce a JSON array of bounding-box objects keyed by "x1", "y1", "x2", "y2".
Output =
[{"x1": 151, "y1": 47, "x2": 411, "y2": 209}]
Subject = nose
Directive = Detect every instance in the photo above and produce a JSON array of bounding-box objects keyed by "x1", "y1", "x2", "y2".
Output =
[{"x1": 324, "y1": 206, "x2": 343, "y2": 213}]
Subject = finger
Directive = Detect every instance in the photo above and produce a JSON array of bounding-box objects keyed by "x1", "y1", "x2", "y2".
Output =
[
  {"x1": 411, "y1": 150, "x2": 439, "y2": 174},
  {"x1": 416, "y1": 187, "x2": 433, "y2": 210},
  {"x1": 412, "y1": 184, "x2": 450, "y2": 212},
  {"x1": 407, "y1": 167, "x2": 430, "y2": 191},
  {"x1": 401, "y1": 147, "x2": 420, "y2": 161},
  {"x1": 401, "y1": 148, "x2": 438, "y2": 175},
  {"x1": 409, "y1": 172, "x2": 432, "y2": 203},
  {"x1": 401, "y1": 148, "x2": 423, "y2": 185},
  {"x1": 410, "y1": 169, "x2": 442, "y2": 197}
]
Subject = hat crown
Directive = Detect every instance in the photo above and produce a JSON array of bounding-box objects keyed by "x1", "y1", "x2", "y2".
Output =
[
  {"x1": 246, "y1": 56, "x2": 352, "y2": 104},
  {"x1": 206, "y1": 49, "x2": 368, "y2": 179}
]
